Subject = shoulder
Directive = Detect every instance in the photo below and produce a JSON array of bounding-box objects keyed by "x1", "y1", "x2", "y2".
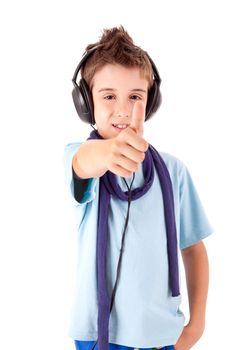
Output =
[
  {"x1": 157, "y1": 151, "x2": 193, "y2": 189},
  {"x1": 159, "y1": 151, "x2": 186, "y2": 173},
  {"x1": 64, "y1": 142, "x2": 83, "y2": 159},
  {"x1": 64, "y1": 142, "x2": 82, "y2": 153}
]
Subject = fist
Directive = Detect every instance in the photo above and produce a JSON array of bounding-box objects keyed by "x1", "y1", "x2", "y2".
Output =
[{"x1": 106, "y1": 101, "x2": 149, "y2": 178}]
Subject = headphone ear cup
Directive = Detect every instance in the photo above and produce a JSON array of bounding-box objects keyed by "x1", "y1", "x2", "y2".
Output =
[
  {"x1": 145, "y1": 82, "x2": 162, "y2": 121},
  {"x1": 72, "y1": 78, "x2": 94, "y2": 124}
]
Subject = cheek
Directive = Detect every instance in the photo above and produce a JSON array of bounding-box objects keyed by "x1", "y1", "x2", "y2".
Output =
[{"x1": 94, "y1": 100, "x2": 113, "y2": 120}]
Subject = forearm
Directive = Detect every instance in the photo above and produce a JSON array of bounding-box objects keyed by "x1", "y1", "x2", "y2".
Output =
[
  {"x1": 72, "y1": 139, "x2": 109, "y2": 179},
  {"x1": 181, "y1": 241, "x2": 209, "y2": 330}
]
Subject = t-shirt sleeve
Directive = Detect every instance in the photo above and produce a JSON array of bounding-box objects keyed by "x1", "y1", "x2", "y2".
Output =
[
  {"x1": 179, "y1": 162, "x2": 214, "y2": 249},
  {"x1": 64, "y1": 142, "x2": 98, "y2": 205}
]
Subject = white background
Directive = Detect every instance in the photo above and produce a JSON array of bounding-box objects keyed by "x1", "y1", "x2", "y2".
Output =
[{"x1": 0, "y1": 1, "x2": 232, "y2": 349}]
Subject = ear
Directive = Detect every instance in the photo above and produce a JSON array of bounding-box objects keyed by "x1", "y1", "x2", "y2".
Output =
[
  {"x1": 72, "y1": 79, "x2": 95, "y2": 124},
  {"x1": 145, "y1": 83, "x2": 162, "y2": 121}
]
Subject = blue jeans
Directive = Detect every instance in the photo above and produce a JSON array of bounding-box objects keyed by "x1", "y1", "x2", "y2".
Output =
[{"x1": 74, "y1": 340, "x2": 174, "y2": 350}]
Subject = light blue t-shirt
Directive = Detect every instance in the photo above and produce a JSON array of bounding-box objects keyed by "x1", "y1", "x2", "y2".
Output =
[{"x1": 64, "y1": 142, "x2": 213, "y2": 348}]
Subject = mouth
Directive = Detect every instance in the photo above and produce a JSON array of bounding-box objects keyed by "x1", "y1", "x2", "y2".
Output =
[{"x1": 112, "y1": 123, "x2": 130, "y2": 130}]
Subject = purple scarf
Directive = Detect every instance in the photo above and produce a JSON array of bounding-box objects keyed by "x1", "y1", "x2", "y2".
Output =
[{"x1": 88, "y1": 130, "x2": 179, "y2": 350}]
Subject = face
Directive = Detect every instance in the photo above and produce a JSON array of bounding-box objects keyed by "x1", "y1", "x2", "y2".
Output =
[{"x1": 91, "y1": 64, "x2": 149, "y2": 139}]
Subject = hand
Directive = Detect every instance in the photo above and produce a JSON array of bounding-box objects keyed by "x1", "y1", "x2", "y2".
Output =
[
  {"x1": 173, "y1": 322, "x2": 205, "y2": 350},
  {"x1": 106, "y1": 101, "x2": 149, "y2": 177}
]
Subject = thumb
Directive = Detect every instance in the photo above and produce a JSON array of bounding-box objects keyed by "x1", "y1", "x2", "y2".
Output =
[{"x1": 130, "y1": 101, "x2": 145, "y2": 137}]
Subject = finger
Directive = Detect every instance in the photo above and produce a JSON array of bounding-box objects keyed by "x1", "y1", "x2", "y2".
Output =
[
  {"x1": 119, "y1": 127, "x2": 148, "y2": 152},
  {"x1": 130, "y1": 101, "x2": 145, "y2": 137},
  {"x1": 109, "y1": 163, "x2": 135, "y2": 178},
  {"x1": 121, "y1": 143, "x2": 145, "y2": 163}
]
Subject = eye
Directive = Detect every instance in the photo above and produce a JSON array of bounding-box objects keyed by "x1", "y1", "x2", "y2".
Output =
[
  {"x1": 130, "y1": 95, "x2": 142, "y2": 101},
  {"x1": 104, "y1": 95, "x2": 116, "y2": 100}
]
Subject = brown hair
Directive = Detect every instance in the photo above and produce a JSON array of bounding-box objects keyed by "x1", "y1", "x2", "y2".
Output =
[{"x1": 81, "y1": 25, "x2": 154, "y2": 89}]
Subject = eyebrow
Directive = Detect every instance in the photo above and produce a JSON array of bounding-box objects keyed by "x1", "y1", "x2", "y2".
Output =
[{"x1": 98, "y1": 88, "x2": 147, "y2": 94}]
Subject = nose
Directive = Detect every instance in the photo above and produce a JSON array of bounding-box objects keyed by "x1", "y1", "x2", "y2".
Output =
[{"x1": 116, "y1": 99, "x2": 131, "y2": 118}]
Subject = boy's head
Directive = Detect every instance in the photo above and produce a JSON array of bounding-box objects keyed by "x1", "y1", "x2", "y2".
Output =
[{"x1": 72, "y1": 26, "x2": 161, "y2": 137}]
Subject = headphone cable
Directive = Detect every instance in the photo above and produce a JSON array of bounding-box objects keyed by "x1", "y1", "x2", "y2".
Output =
[{"x1": 91, "y1": 172, "x2": 135, "y2": 350}]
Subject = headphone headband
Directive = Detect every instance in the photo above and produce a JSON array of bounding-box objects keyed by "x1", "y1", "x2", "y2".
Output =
[
  {"x1": 145, "y1": 51, "x2": 161, "y2": 87},
  {"x1": 72, "y1": 44, "x2": 105, "y2": 86}
]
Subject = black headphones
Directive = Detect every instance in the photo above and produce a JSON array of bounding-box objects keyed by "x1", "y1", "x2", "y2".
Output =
[{"x1": 72, "y1": 44, "x2": 162, "y2": 125}]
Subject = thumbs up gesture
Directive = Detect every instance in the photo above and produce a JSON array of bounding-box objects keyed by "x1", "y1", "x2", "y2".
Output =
[
  {"x1": 130, "y1": 100, "x2": 145, "y2": 137},
  {"x1": 106, "y1": 101, "x2": 149, "y2": 178}
]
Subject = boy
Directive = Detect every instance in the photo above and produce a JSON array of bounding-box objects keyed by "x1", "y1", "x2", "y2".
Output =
[{"x1": 64, "y1": 26, "x2": 213, "y2": 350}]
